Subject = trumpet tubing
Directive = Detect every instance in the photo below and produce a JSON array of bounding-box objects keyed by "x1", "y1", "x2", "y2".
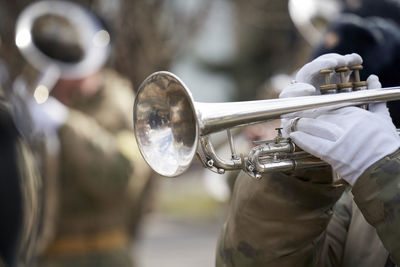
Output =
[{"x1": 133, "y1": 71, "x2": 400, "y2": 178}]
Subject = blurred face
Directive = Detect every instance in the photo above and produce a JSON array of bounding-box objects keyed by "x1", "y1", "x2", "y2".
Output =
[{"x1": 51, "y1": 71, "x2": 102, "y2": 106}]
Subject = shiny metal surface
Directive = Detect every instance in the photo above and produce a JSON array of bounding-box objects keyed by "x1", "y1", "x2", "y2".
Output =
[
  {"x1": 15, "y1": 0, "x2": 109, "y2": 80},
  {"x1": 133, "y1": 71, "x2": 400, "y2": 178},
  {"x1": 133, "y1": 72, "x2": 198, "y2": 177},
  {"x1": 15, "y1": 0, "x2": 110, "y2": 104},
  {"x1": 196, "y1": 87, "x2": 400, "y2": 135},
  {"x1": 288, "y1": 0, "x2": 342, "y2": 45}
]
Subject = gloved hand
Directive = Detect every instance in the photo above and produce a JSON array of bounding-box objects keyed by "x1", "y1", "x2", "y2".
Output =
[
  {"x1": 295, "y1": 53, "x2": 362, "y2": 93},
  {"x1": 279, "y1": 82, "x2": 316, "y2": 137},
  {"x1": 279, "y1": 53, "x2": 363, "y2": 137},
  {"x1": 11, "y1": 78, "x2": 68, "y2": 137},
  {"x1": 28, "y1": 95, "x2": 68, "y2": 134},
  {"x1": 279, "y1": 53, "x2": 363, "y2": 99},
  {"x1": 286, "y1": 75, "x2": 400, "y2": 185}
]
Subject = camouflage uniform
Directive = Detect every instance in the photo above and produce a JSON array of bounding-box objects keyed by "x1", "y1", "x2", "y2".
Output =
[
  {"x1": 216, "y1": 149, "x2": 400, "y2": 266},
  {"x1": 38, "y1": 69, "x2": 152, "y2": 267}
]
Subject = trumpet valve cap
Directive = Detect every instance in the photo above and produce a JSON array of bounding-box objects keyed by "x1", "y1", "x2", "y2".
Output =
[
  {"x1": 349, "y1": 65, "x2": 363, "y2": 70},
  {"x1": 320, "y1": 84, "x2": 338, "y2": 94},
  {"x1": 320, "y1": 69, "x2": 334, "y2": 85},
  {"x1": 335, "y1": 66, "x2": 349, "y2": 72},
  {"x1": 353, "y1": 81, "x2": 368, "y2": 90},
  {"x1": 338, "y1": 82, "x2": 353, "y2": 92},
  {"x1": 320, "y1": 69, "x2": 334, "y2": 74}
]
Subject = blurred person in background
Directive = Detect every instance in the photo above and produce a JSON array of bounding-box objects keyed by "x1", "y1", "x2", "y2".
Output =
[
  {"x1": 216, "y1": 0, "x2": 400, "y2": 266},
  {"x1": 5, "y1": 1, "x2": 154, "y2": 266},
  {"x1": 0, "y1": 0, "x2": 187, "y2": 91},
  {"x1": 312, "y1": 0, "x2": 400, "y2": 127}
]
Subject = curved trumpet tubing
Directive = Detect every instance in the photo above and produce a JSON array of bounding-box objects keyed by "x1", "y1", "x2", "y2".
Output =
[{"x1": 133, "y1": 71, "x2": 400, "y2": 178}]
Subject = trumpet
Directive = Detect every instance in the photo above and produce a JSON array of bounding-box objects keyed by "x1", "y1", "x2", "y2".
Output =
[
  {"x1": 133, "y1": 70, "x2": 400, "y2": 179},
  {"x1": 15, "y1": 0, "x2": 110, "y2": 103}
]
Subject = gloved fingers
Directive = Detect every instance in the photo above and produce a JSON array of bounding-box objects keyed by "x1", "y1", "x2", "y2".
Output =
[
  {"x1": 279, "y1": 82, "x2": 318, "y2": 129},
  {"x1": 28, "y1": 96, "x2": 68, "y2": 133},
  {"x1": 327, "y1": 53, "x2": 363, "y2": 83},
  {"x1": 289, "y1": 131, "x2": 332, "y2": 159},
  {"x1": 295, "y1": 53, "x2": 363, "y2": 90},
  {"x1": 281, "y1": 108, "x2": 327, "y2": 122},
  {"x1": 317, "y1": 53, "x2": 362, "y2": 67},
  {"x1": 366, "y1": 75, "x2": 391, "y2": 118},
  {"x1": 294, "y1": 117, "x2": 343, "y2": 141},
  {"x1": 369, "y1": 102, "x2": 390, "y2": 117},
  {"x1": 280, "y1": 104, "x2": 345, "y2": 123},
  {"x1": 367, "y1": 74, "x2": 382, "y2": 89},
  {"x1": 295, "y1": 57, "x2": 337, "y2": 83},
  {"x1": 342, "y1": 53, "x2": 363, "y2": 67},
  {"x1": 279, "y1": 82, "x2": 316, "y2": 98}
]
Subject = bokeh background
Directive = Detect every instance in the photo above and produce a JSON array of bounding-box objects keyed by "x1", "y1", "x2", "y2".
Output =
[{"x1": 0, "y1": 0, "x2": 332, "y2": 266}]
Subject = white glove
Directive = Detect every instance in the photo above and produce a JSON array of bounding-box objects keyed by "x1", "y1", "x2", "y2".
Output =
[
  {"x1": 279, "y1": 82, "x2": 316, "y2": 137},
  {"x1": 28, "y1": 96, "x2": 68, "y2": 134},
  {"x1": 295, "y1": 53, "x2": 363, "y2": 93},
  {"x1": 279, "y1": 53, "x2": 363, "y2": 137},
  {"x1": 286, "y1": 76, "x2": 400, "y2": 185},
  {"x1": 11, "y1": 78, "x2": 68, "y2": 136}
]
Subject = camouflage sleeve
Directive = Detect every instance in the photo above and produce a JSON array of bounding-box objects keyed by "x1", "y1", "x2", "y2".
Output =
[
  {"x1": 351, "y1": 149, "x2": 400, "y2": 264},
  {"x1": 57, "y1": 109, "x2": 134, "y2": 201},
  {"x1": 216, "y1": 167, "x2": 345, "y2": 267},
  {"x1": 314, "y1": 187, "x2": 353, "y2": 266}
]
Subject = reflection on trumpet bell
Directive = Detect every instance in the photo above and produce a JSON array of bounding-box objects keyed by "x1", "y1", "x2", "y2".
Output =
[{"x1": 133, "y1": 71, "x2": 400, "y2": 179}]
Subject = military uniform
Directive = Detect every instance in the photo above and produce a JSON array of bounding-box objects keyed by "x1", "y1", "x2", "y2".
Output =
[
  {"x1": 216, "y1": 149, "x2": 400, "y2": 266},
  {"x1": 38, "y1": 69, "x2": 152, "y2": 267}
]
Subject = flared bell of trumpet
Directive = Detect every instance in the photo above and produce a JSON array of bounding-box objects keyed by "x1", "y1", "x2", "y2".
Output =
[
  {"x1": 133, "y1": 72, "x2": 199, "y2": 177},
  {"x1": 134, "y1": 71, "x2": 400, "y2": 178}
]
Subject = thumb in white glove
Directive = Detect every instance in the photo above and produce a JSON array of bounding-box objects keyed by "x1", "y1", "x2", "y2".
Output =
[
  {"x1": 367, "y1": 75, "x2": 392, "y2": 120},
  {"x1": 279, "y1": 82, "x2": 316, "y2": 137},
  {"x1": 287, "y1": 105, "x2": 400, "y2": 185}
]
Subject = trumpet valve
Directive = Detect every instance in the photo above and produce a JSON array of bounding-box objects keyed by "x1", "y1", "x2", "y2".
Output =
[
  {"x1": 319, "y1": 69, "x2": 338, "y2": 94},
  {"x1": 350, "y1": 65, "x2": 368, "y2": 91},
  {"x1": 335, "y1": 66, "x2": 353, "y2": 92},
  {"x1": 274, "y1": 127, "x2": 284, "y2": 142},
  {"x1": 352, "y1": 81, "x2": 368, "y2": 91},
  {"x1": 350, "y1": 65, "x2": 362, "y2": 81}
]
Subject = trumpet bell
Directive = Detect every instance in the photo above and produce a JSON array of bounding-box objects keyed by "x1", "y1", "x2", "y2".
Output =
[
  {"x1": 133, "y1": 72, "x2": 199, "y2": 177},
  {"x1": 15, "y1": 0, "x2": 110, "y2": 80}
]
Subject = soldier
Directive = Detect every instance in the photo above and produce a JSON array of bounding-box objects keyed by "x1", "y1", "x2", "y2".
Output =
[
  {"x1": 33, "y1": 69, "x2": 152, "y2": 267},
  {"x1": 311, "y1": 0, "x2": 400, "y2": 127},
  {"x1": 216, "y1": 53, "x2": 400, "y2": 266},
  {"x1": 10, "y1": 2, "x2": 153, "y2": 266}
]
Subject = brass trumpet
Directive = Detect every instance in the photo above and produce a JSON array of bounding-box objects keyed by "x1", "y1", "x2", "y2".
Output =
[{"x1": 133, "y1": 70, "x2": 400, "y2": 179}]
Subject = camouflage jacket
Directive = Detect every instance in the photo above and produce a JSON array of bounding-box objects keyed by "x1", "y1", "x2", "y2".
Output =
[
  {"x1": 216, "y1": 149, "x2": 400, "y2": 267},
  {"x1": 40, "y1": 70, "x2": 152, "y2": 260}
]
